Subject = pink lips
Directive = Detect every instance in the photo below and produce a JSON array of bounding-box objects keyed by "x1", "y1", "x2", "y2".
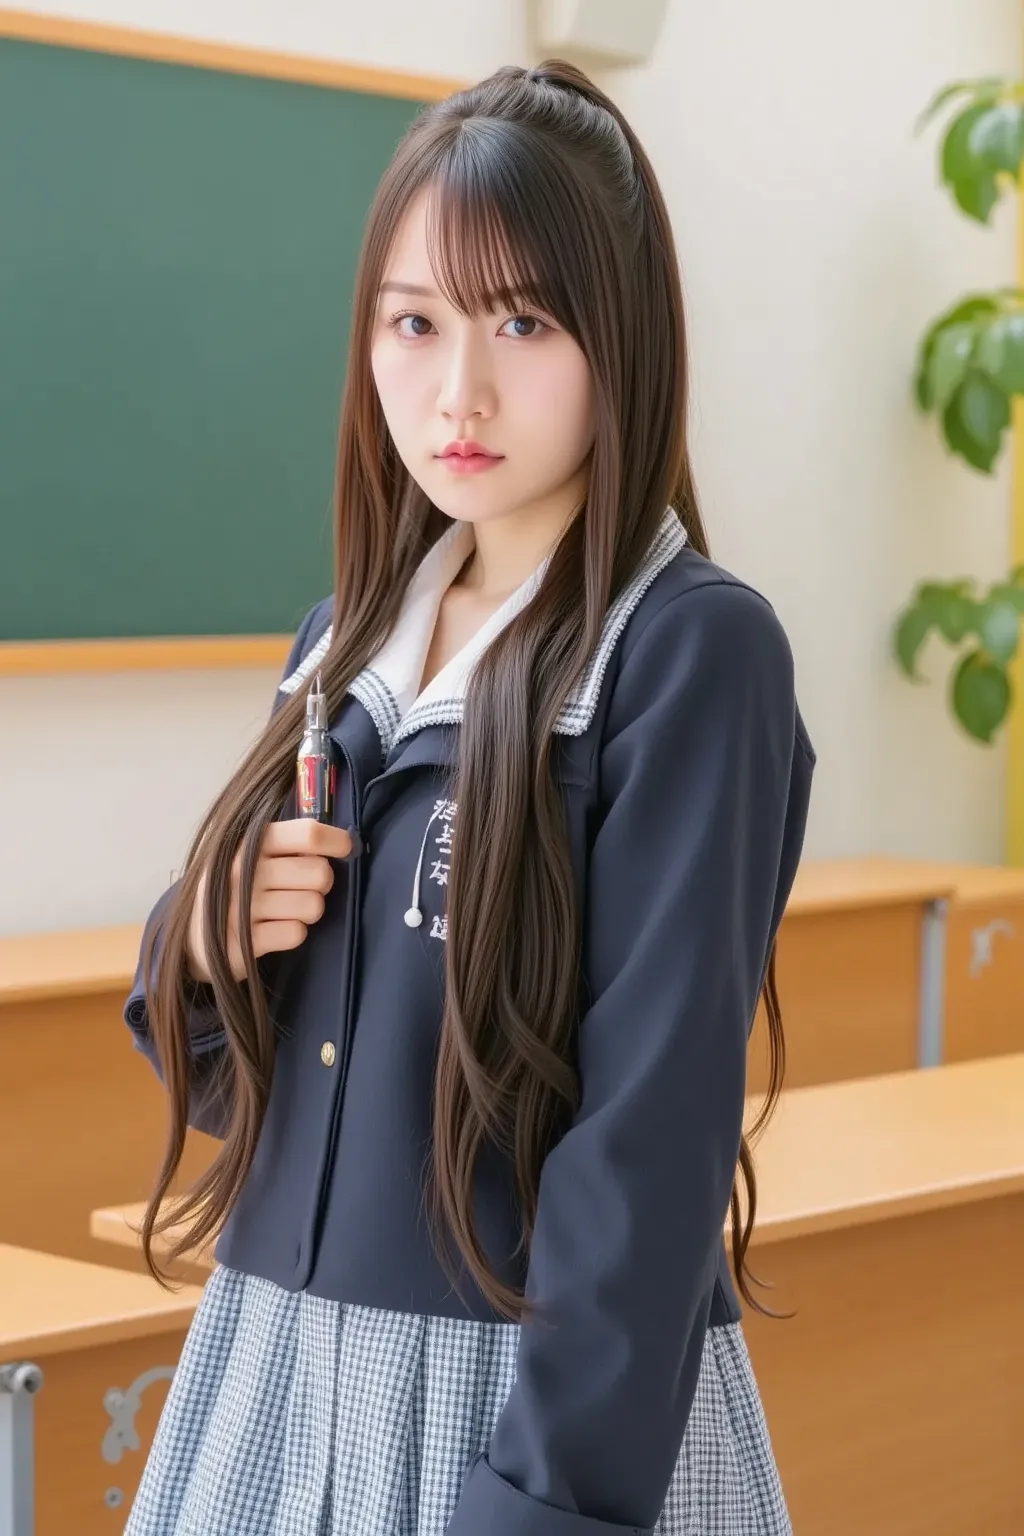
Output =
[{"x1": 437, "y1": 440, "x2": 504, "y2": 475}]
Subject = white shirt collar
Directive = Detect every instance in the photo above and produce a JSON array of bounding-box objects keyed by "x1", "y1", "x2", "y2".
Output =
[
  {"x1": 365, "y1": 516, "x2": 554, "y2": 730},
  {"x1": 279, "y1": 508, "x2": 687, "y2": 752}
]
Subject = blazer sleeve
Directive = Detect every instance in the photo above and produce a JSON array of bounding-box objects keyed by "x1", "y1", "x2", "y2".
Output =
[
  {"x1": 445, "y1": 579, "x2": 815, "y2": 1536},
  {"x1": 122, "y1": 598, "x2": 331, "y2": 1133}
]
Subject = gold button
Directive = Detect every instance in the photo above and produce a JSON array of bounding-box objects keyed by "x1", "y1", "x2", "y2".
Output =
[{"x1": 320, "y1": 1041, "x2": 336, "y2": 1067}]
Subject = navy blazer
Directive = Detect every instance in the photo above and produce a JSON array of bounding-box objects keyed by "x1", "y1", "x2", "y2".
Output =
[{"x1": 125, "y1": 510, "x2": 815, "y2": 1536}]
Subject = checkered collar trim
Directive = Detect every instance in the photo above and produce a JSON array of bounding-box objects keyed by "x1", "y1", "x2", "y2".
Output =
[{"x1": 278, "y1": 508, "x2": 687, "y2": 754}]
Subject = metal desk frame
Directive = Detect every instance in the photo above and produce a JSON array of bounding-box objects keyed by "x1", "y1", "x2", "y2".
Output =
[{"x1": 0, "y1": 1362, "x2": 43, "y2": 1536}]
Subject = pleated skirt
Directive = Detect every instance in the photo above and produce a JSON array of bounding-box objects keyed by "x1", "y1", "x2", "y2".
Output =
[{"x1": 125, "y1": 1263, "x2": 791, "y2": 1536}]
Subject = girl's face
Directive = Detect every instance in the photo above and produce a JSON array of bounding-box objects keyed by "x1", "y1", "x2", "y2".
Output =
[{"x1": 370, "y1": 187, "x2": 596, "y2": 529}]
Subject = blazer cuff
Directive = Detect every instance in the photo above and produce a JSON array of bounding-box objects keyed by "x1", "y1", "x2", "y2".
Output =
[
  {"x1": 124, "y1": 978, "x2": 223, "y2": 1051},
  {"x1": 446, "y1": 1454, "x2": 649, "y2": 1536}
]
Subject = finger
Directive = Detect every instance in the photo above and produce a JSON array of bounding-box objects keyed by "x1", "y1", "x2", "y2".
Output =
[
  {"x1": 256, "y1": 854, "x2": 335, "y2": 895},
  {"x1": 251, "y1": 889, "x2": 326, "y2": 926},
  {"x1": 263, "y1": 820, "x2": 353, "y2": 860},
  {"x1": 251, "y1": 919, "x2": 309, "y2": 957}
]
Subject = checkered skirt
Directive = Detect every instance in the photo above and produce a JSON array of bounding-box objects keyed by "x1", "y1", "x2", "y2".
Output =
[{"x1": 125, "y1": 1264, "x2": 790, "y2": 1536}]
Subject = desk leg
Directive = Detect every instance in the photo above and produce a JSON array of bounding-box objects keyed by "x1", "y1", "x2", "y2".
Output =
[
  {"x1": 918, "y1": 897, "x2": 948, "y2": 1067},
  {"x1": 0, "y1": 1363, "x2": 44, "y2": 1536}
]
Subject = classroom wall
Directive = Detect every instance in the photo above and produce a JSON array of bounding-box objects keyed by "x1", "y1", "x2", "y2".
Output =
[{"x1": 2, "y1": 0, "x2": 1021, "y2": 936}]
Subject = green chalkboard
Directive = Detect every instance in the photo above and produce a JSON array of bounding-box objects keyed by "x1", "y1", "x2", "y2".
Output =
[{"x1": 0, "y1": 38, "x2": 427, "y2": 641}]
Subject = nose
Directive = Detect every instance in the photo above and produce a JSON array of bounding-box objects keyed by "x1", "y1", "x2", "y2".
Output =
[{"x1": 437, "y1": 325, "x2": 496, "y2": 423}]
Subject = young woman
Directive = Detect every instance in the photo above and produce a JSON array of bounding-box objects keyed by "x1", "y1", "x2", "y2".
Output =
[{"x1": 123, "y1": 58, "x2": 815, "y2": 1536}]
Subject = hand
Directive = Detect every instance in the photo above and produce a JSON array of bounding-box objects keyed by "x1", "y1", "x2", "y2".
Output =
[{"x1": 185, "y1": 819, "x2": 353, "y2": 984}]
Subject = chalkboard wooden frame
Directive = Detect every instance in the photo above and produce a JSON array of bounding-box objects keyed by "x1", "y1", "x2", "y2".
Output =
[{"x1": 0, "y1": 9, "x2": 463, "y2": 102}]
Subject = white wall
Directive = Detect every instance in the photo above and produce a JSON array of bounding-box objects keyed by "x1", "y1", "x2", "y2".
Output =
[{"x1": 2, "y1": 0, "x2": 1021, "y2": 935}]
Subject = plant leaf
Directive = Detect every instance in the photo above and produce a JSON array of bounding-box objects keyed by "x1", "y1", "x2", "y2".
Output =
[
  {"x1": 978, "y1": 597, "x2": 1021, "y2": 663},
  {"x1": 950, "y1": 174, "x2": 1001, "y2": 223},
  {"x1": 938, "y1": 294, "x2": 1003, "y2": 326},
  {"x1": 894, "y1": 603, "x2": 935, "y2": 678},
  {"x1": 915, "y1": 296, "x2": 1000, "y2": 410},
  {"x1": 926, "y1": 322, "x2": 978, "y2": 410},
  {"x1": 934, "y1": 590, "x2": 978, "y2": 643},
  {"x1": 973, "y1": 319, "x2": 1005, "y2": 383},
  {"x1": 942, "y1": 389, "x2": 1000, "y2": 471},
  {"x1": 951, "y1": 651, "x2": 1011, "y2": 742},
  {"x1": 959, "y1": 371, "x2": 1011, "y2": 445},
  {"x1": 942, "y1": 394, "x2": 991, "y2": 470},
  {"x1": 896, "y1": 583, "x2": 980, "y2": 673},
  {"x1": 975, "y1": 313, "x2": 1024, "y2": 394},
  {"x1": 996, "y1": 315, "x2": 1024, "y2": 389},
  {"x1": 988, "y1": 582, "x2": 1024, "y2": 614},
  {"x1": 966, "y1": 101, "x2": 1024, "y2": 177},
  {"x1": 914, "y1": 357, "x2": 933, "y2": 411},
  {"x1": 942, "y1": 374, "x2": 1010, "y2": 471},
  {"x1": 915, "y1": 77, "x2": 1005, "y2": 134},
  {"x1": 943, "y1": 103, "x2": 992, "y2": 181}
]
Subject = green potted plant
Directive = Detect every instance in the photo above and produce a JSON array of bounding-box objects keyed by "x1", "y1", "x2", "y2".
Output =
[{"x1": 897, "y1": 77, "x2": 1024, "y2": 743}]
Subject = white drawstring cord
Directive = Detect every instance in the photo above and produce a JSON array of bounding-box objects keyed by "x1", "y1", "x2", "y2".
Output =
[{"x1": 404, "y1": 803, "x2": 444, "y2": 928}]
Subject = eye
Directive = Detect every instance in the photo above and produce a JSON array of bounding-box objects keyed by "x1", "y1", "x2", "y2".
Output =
[
  {"x1": 387, "y1": 311, "x2": 434, "y2": 339},
  {"x1": 499, "y1": 314, "x2": 549, "y2": 339}
]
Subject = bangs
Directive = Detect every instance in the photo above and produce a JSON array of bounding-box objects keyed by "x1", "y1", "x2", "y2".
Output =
[{"x1": 421, "y1": 132, "x2": 575, "y2": 327}]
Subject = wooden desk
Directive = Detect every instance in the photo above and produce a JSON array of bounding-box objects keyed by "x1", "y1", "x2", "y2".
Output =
[
  {"x1": 0, "y1": 924, "x2": 218, "y2": 1270},
  {"x1": 0, "y1": 1245, "x2": 203, "y2": 1535},
  {"x1": 749, "y1": 857, "x2": 953, "y2": 1092},
  {"x1": 742, "y1": 1055, "x2": 1024, "y2": 1534},
  {"x1": 92, "y1": 1057, "x2": 1024, "y2": 1532},
  {"x1": 0, "y1": 925, "x2": 145, "y2": 1007}
]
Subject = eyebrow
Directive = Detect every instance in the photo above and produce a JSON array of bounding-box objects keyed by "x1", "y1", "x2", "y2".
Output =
[
  {"x1": 377, "y1": 279, "x2": 533, "y2": 306},
  {"x1": 378, "y1": 281, "x2": 438, "y2": 297}
]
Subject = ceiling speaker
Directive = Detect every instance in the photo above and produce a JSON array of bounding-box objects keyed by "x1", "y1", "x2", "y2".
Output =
[{"x1": 533, "y1": 0, "x2": 670, "y2": 66}]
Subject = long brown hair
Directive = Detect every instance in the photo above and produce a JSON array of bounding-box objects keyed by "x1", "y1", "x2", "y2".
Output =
[{"x1": 138, "y1": 59, "x2": 786, "y2": 1320}]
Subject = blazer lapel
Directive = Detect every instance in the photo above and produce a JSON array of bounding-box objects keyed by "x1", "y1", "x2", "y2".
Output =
[{"x1": 285, "y1": 508, "x2": 689, "y2": 771}]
